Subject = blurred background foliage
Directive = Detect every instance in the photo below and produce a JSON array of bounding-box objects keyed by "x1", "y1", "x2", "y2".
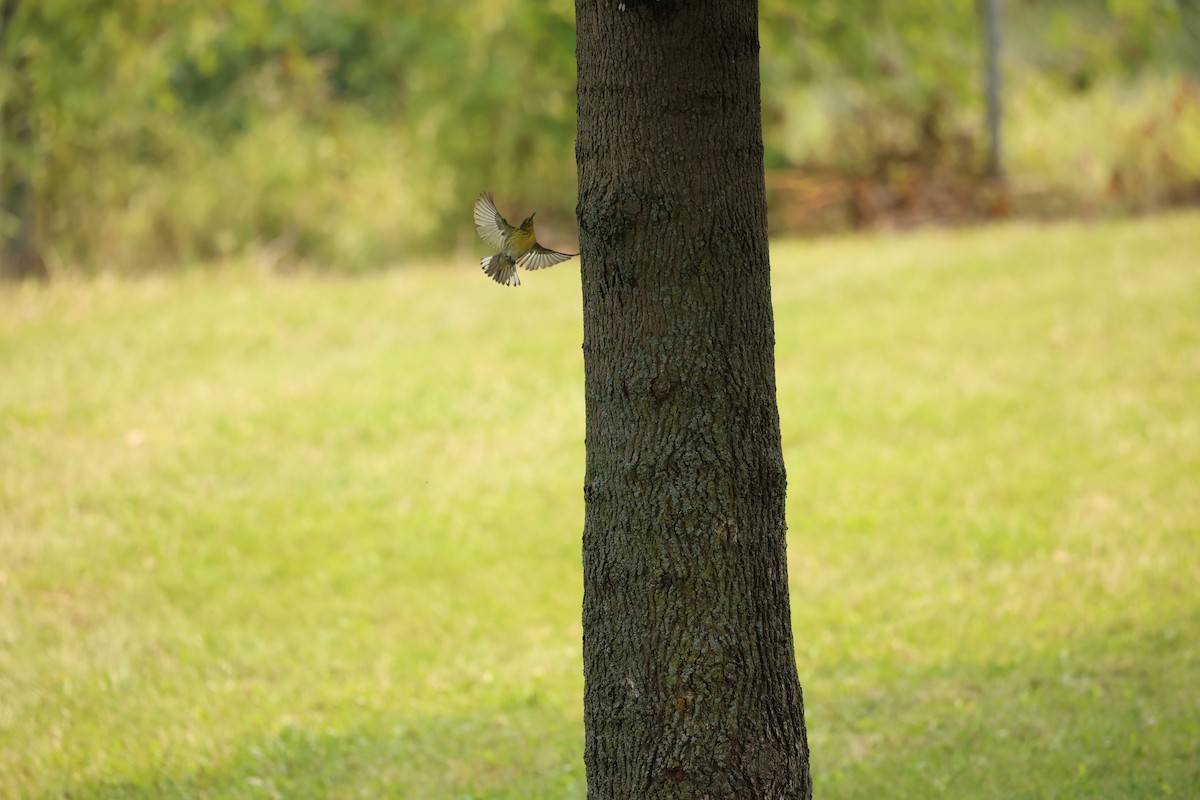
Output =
[{"x1": 0, "y1": 0, "x2": 1197, "y2": 276}]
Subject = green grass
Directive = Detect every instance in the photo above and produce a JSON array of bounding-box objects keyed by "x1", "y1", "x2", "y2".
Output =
[{"x1": 2, "y1": 214, "x2": 1198, "y2": 798}]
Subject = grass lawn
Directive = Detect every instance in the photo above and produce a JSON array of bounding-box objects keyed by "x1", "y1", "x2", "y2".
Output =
[{"x1": 1, "y1": 213, "x2": 1198, "y2": 798}]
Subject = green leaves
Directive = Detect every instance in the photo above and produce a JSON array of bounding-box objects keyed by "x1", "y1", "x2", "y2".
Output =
[{"x1": 0, "y1": 0, "x2": 1194, "y2": 273}]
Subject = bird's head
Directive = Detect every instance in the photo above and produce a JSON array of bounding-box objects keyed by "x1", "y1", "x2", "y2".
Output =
[{"x1": 519, "y1": 212, "x2": 536, "y2": 233}]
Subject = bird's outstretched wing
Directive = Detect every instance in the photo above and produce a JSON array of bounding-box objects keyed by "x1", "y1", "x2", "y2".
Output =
[
  {"x1": 474, "y1": 192, "x2": 513, "y2": 250},
  {"x1": 519, "y1": 244, "x2": 576, "y2": 271}
]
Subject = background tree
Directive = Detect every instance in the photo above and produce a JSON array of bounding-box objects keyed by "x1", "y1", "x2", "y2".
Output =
[
  {"x1": 575, "y1": 1, "x2": 811, "y2": 797},
  {"x1": 0, "y1": 0, "x2": 1191, "y2": 274},
  {"x1": 0, "y1": 0, "x2": 38, "y2": 277}
]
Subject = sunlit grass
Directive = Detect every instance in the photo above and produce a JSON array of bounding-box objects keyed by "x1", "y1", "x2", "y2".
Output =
[{"x1": 1, "y1": 214, "x2": 1198, "y2": 798}]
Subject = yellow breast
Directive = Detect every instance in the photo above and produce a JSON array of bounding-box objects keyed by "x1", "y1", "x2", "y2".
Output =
[{"x1": 505, "y1": 227, "x2": 537, "y2": 258}]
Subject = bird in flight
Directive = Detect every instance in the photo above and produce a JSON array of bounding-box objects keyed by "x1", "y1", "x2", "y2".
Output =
[{"x1": 474, "y1": 192, "x2": 576, "y2": 287}]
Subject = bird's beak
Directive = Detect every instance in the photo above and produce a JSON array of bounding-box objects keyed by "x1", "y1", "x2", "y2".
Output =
[{"x1": 530, "y1": 212, "x2": 537, "y2": 219}]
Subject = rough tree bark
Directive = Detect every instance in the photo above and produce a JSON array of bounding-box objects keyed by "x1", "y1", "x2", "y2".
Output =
[{"x1": 576, "y1": 1, "x2": 811, "y2": 797}]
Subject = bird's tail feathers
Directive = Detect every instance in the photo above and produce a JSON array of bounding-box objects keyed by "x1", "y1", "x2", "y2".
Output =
[{"x1": 481, "y1": 254, "x2": 520, "y2": 287}]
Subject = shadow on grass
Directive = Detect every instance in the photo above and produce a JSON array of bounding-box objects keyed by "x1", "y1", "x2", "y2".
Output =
[
  {"x1": 52, "y1": 701, "x2": 585, "y2": 800},
  {"x1": 54, "y1": 611, "x2": 1197, "y2": 800},
  {"x1": 807, "y1": 609, "x2": 1200, "y2": 799}
]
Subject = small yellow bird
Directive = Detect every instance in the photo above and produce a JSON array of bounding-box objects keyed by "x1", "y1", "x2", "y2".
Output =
[{"x1": 474, "y1": 192, "x2": 576, "y2": 287}]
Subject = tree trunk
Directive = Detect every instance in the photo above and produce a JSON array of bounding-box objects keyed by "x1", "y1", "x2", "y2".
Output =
[
  {"x1": 0, "y1": 0, "x2": 42, "y2": 279},
  {"x1": 576, "y1": 1, "x2": 811, "y2": 797},
  {"x1": 979, "y1": 0, "x2": 1004, "y2": 180}
]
